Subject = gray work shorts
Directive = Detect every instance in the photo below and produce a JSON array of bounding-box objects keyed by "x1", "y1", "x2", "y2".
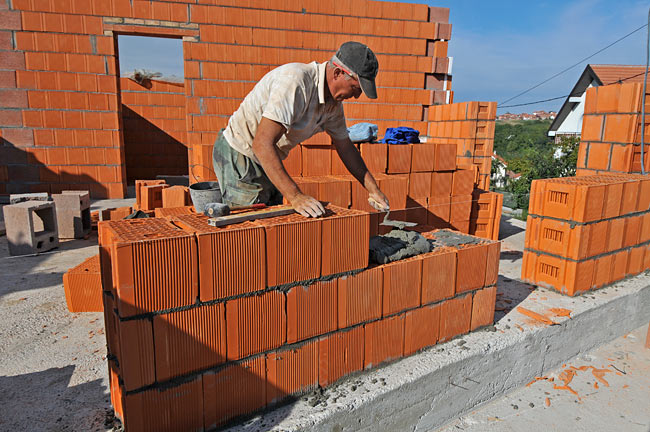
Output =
[{"x1": 212, "y1": 130, "x2": 283, "y2": 207}]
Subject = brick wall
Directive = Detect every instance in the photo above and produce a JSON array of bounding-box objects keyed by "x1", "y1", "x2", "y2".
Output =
[
  {"x1": 120, "y1": 77, "x2": 188, "y2": 182},
  {"x1": 1, "y1": 0, "x2": 454, "y2": 198},
  {"x1": 99, "y1": 208, "x2": 499, "y2": 430},
  {"x1": 522, "y1": 174, "x2": 650, "y2": 295},
  {"x1": 577, "y1": 82, "x2": 650, "y2": 175}
]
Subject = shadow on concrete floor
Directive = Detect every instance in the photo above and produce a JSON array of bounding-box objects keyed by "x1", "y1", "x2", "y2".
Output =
[
  {"x1": 499, "y1": 217, "x2": 525, "y2": 240},
  {"x1": 494, "y1": 275, "x2": 535, "y2": 323},
  {"x1": 0, "y1": 365, "x2": 113, "y2": 432}
]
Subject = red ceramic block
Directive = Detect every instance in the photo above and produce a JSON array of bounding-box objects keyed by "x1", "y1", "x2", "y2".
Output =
[
  {"x1": 121, "y1": 375, "x2": 203, "y2": 432},
  {"x1": 456, "y1": 243, "x2": 488, "y2": 293},
  {"x1": 258, "y1": 212, "x2": 322, "y2": 286},
  {"x1": 409, "y1": 172, "x2": 432, "y2": 198},
  {"x1": 321, "y1": 206, "x2": 369, "y2": 276},
  {"x1": 135, "y1": 179, "x2": 165, "y2": 209},
  {"x1": 540, "y1": 180, "x2": 605, "y2": 223},
  {"x1": 627, "y1": 245, "x2": 645, "y2": 276},
  {"x1": 301, "y1": 144, "x2": 333, "y2": 176},
  {"x1": 161, "y1": 185, "x2": 189, "y2": 208},
  {"x1": 404, "y1": 303, "x2": 441, "y2": 355},
  {"x1": 586, "y1": 143, "x2": 611, "y2": 170},
  {"x1": 364, "y1": 314, "x2": 405, "y2": 369},
  {"x1": 63, "y1": 254, "x2": 102, "y2": 313},
  {"x1": 431, "y1": 171, "x2": 453, "y2": 196},
  {"x1": 421, "y1": 247, "x2": 456, "y2": 303},
  {"x1": 318, "y1": 326, "x2": 364, "y2": 386},
  {"x1": 315, "y1": 175, "x2": 352, "y2": 208},
  {"x1": 610, "y1": 249, "x2": 629, "y2": 283},
  {"x1": 286, "y1": 280, "x2": 338, "y2": 343},
  {"x1": 428, "y1": 195, "x2": 451, "y2": 227},
  {"x1": 434, "y1": 143, "x2": 456, "y2": 171},
  {"x1": 283, "y1": 145, "x2": 302, "y2": 176},
  {"x1": 622, "y1": 215, "x2": 642, "y2": 248},
  {"x1": 377, "y1": 173, "x2": 408, "y2": 210},
  {"x1": 533, "y1": 253, "x2": 595, "y2": 296},
  {"x1": 100, "y1": 218, "x2": 198, "y2": 317},
  {"x1": 470, "y1": 286, "x2": 497, "y2": 331},
  {"x1": 225, "y1": 291, "x2": 286, "y2": 360},
  {"x1": 338, "y1": 266, "x2": 382, "y2": 328},
  {"x1": 203, "y1": 356, "x2": 266, "y2": 430},
  {"x1": 439, "y1": 294, "x2": 472, "y2": 342},
  {"x1": 452, "y1": 169, "x2": 475, "y2": 195},
  {"x1": 484, "y1": 241, "x2": 500, "y2": 286},
  {"x1": 387, "y1": 144, "x2": 412, "y2": 174},
  {"x1": 154, "y1": 206, "x2": 195, "y2": 218},
  {"x1": 620, "y1": 179, "x2": 639, "y2": 216},
  {"x1": 116, "y1": 316, "x2": 155, "y2": 391},
  {"x1": 450, "y1": 194, "x2": 472, "y2": 222},
  {"x1": 382, "y1": 256, "x2": 422, "y2": 316},
  {"x1": 153, "y1": 303, "x2": 226, "y2": 382},
  {"x1": 411, "y1": 143, "x2": 436, "y2": 172},
  {"x1": 140, "y1": 184, "x2": 169, "y2": 211},
  {"x1": 360, "y1": 143, "x2": 387, "y2": 174},
  {"x1": 172, "y1": 213, "x2": 265, "y2": 301},
  {"x1": 592, "y1": 254, "x2": 613, "y2": 289},
  {"x1": 266, "y1": 340, "x2": 319, "y2": 405}
]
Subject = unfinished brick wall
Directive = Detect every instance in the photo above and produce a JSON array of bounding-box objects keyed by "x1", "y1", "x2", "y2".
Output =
[
  {"x1": 99, "y1": 210, "x2": 499, "y2": 430},
  {"x1": 577, "y1": 82, "x2": 650, "y2": 175},
  {"x1": 522, "y1": 174, "x2": 650, "y2": 295},
  {"x1": 120, "y1": 78, "x2": 188, "y2": 182},
  {"x1": 1, "y1": 0, "x2": 453, "y2": 198}
]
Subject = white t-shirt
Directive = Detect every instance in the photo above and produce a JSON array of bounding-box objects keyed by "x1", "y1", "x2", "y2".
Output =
[{"x1": 223, "y1": 62, "x2": 349, "y2": 164}]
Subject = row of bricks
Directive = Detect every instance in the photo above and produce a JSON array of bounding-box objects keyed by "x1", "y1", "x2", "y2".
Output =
[
  {"x1": 184, "y1": 62, "x2": 435, "y2": 89},
  {"x1": 107, "y1": 283, "x2": 494, "y2": 429},
  {"x1": 14, "y1": 145, "x2": 121, "y2": 166},
  {"x1": 98, "y1": 207, "x2": 370, "y2": 316},
  {"x1": 21, "y1": 51, "x2": 109, "y2": 74},
  {"x1": 120, "y1": 78, "x2": 184, "y2": 94},
  {"x1": 13, "y1": 1, "x2": 439, "y2": 32},
  {"x1": 196, "y1": 26, "x2": 448, "y2": 57},
  {"x1": 122, "y1": 96, "x2": 187, "y2": 112},
  {"x1": 581, "y1": 114, "x2": 639, "y2": 144},
  {"x1": 189, "y1": 79, "x2": 436, "y2": 105},
  {"x1": 103, "y1": 235, "x2": 499, "y2": 390},
  {"x1": 521, "y1": 242, "x2": 650, "y2": 296},
  {"x1": 528, "y1": 174, "x2": 650, "y2": 223},
  {"x1": 428, "y1": 101, "x2": 497, "y2": 122},
  {"x1": 20, "y1": 109, "x2": 119, "y2": 129},
  {"x1": 109, "y1": 299, "x2": 500, "y2": 430},
  {"x1": 0, "y1": 181, "x2": 125, "y2": 199},
  {"x1": 184, "y1": 42, "x2": 442, "y2": 75},
  {"x1": 427, "y1": 120, "x2": 496, "y2": 141},
  {"x1": 525, "y1": 212, "x2": 650, "y2": 261},
  {"x1": 22, "y1": 90, "x2": 118, "y2": 110},
  {"x1": 26, "y1": 164, "x2": 123, "y2": 183},
  {"x1": 19, "y1": 11, "x2": 104, "y2": 35},
  {"x1": 584, "y1": 83, "x2": 642, "y2": 115},
  {"x1": 1, "y1": 72, "x2": 117, "y2": 97},
  {"x1": 576, "y1": 141, "x2": 650, "y2": 173},
  {"x1": 12, "y1": 31, "x2": 113, "y2": 55}
]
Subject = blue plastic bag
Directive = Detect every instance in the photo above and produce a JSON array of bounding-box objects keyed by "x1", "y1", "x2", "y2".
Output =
[
  {"x1": 381, "y1": 127, "x2": 420, "y2": 144},
  {"x1": 347, "y1": 122, "x2": 378, "y2": 143}
]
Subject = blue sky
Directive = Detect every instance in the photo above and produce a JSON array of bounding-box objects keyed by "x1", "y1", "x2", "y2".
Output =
[{"x1": 118, "y1": 0, "x2": 649, "y2": 114}]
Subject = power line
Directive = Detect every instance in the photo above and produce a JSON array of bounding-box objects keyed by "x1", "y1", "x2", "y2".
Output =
[
  {"x1": 498, "y1": 22, "x2": 648, "y2": 107},
  {"x1": 498, "y1": 70, "x2": 650, "y2": 109}
]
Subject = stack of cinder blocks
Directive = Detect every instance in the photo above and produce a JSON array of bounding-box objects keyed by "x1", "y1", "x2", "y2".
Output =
[
  {"x1": 522, "y1": 174, "x2": 650, "y2": 295},
  {"x1": 99, "y1": 205, "x2": 499, "y2": 430},
  {"x1": 577, "y1": 82, "x2": 649, "y2": 175}
]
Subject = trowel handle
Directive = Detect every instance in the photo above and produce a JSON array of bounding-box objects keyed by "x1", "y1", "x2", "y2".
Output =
[
  {"x1": 231, "y1": 203, "x2": 267, "y2": 211},
  {"x1": 367, "y1": 197, "x2": 389, "y2": 212}
]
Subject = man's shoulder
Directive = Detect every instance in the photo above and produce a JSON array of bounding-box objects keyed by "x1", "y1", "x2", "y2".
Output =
[{"x1": 267, "y1": 62, "x2": 319, "y2": 83}]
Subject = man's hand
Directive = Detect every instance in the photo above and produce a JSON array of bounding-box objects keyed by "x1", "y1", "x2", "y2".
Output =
[
  {"x1": 368, "y1": 189, "x2": 389, "y2": 212},
  {"x1": 288, "y1": 192, "x2": 326, "y2": 218}
]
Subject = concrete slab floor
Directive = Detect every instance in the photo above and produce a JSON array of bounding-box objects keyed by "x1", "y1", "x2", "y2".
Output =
[{"x1": 438, "y1": 324, "x2": 650, "y2": 432}]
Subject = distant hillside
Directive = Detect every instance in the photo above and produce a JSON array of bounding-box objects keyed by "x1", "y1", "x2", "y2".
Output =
[{"x1": 494, "y1": 119, "x2": 553, "y2": 161}]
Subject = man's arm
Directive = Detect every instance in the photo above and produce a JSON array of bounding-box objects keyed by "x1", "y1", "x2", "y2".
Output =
[
  {"x1": 252, "y1": 116, "x2": 325, "y2": 217},
  {"x1": 331, "y1": 136, "x2": 389, "y2": 210}
]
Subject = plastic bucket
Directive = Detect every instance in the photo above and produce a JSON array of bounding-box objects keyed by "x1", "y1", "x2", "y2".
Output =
[{"x1": 189, "y1": 181, "x2": 222, "y2": 213}]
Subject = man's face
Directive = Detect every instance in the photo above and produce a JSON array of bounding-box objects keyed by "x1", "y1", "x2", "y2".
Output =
[{"x1": 332, "y1": 68, "x2": 362, "y2": 101}]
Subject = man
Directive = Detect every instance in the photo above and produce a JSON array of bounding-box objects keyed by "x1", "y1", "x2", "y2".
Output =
[{"x1": 212, "y1": 41, "x2": 389, "y2": 217}]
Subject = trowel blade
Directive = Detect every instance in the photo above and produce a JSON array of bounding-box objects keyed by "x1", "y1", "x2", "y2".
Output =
[{"x1": 379, "y1": 210, "x2": 417, "y2": 229}]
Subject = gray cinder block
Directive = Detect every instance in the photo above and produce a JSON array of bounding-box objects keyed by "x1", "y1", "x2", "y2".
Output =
[
  {"x1": 3, "y1": 201, "x2": 59, "y2": 255},
  {"x1": 52, "y1": 191, "x2": 91, "y2": 239}
]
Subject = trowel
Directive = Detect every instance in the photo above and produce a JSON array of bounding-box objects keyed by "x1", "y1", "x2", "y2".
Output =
[{"x1": 368, "y1": 197, "x2": 417, "y2": 230}]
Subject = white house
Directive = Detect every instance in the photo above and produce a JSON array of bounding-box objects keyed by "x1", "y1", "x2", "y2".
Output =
[{"x1": 548, "y1": 64, "x2": 650, "y2": 142}]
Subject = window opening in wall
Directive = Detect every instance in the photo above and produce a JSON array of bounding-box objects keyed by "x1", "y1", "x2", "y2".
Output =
[{"x1": 116, "y1": 35, "x2": 187, "y2": 184}]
